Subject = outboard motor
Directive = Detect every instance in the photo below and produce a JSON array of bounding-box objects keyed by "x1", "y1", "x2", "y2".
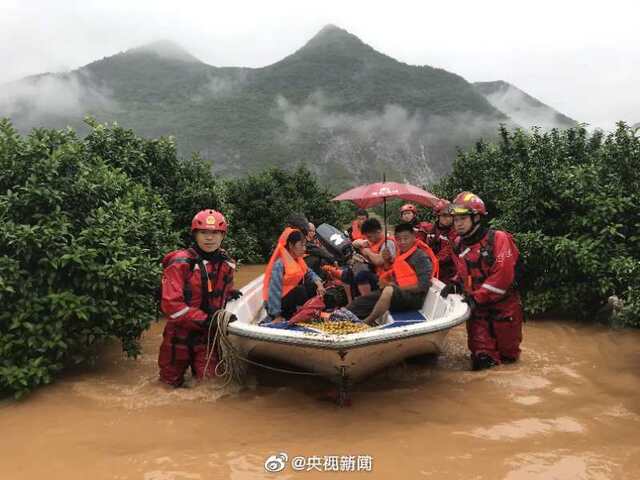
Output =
[{"x1": 316, "y1": 223, "x2": 354, "y2": 264}]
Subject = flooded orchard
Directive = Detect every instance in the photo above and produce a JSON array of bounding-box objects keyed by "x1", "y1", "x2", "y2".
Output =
[{"x1": 1, "y1": 265, "x2": 639, "y2": 480}]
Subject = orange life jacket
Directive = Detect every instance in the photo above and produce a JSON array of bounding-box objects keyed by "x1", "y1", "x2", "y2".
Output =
[
  {"x1": 367, "y1": 236, "x2": 397, "y2": 276},
  {"x1": 380, "y1": 240, "x2": 439, "y2": 287},
  {"x1": 350, "y1": 220, "x2": 365, "y2": 240},
  {"x1": 262, "y1": 227, "x2": 309, "y2": 300}
]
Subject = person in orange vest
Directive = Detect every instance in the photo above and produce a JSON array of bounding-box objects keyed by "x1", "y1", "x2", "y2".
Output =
[
  {"x1": 346, "y1": 209, "x2": 369, "y2": 241},
  {"x1": 350, "y1": 218, "x2": 397, "y2": 295},
  {"x1": 347, "y1": 222, "x2": 437, "y2": 325},
  {"x1": 440, "y1": 192, "x2": 524, "y2": 371},
  {"x1": 323, "y1": 218, "x2": 396, "y2": 297},
  {"x1": 263, "y1": 228, "x2": 326, "y2": 323},
  {"x1": 158, "y1": 209, "x2": 241, "y2": 387}
]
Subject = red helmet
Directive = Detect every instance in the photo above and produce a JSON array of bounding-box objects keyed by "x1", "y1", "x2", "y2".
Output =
[
  {"x1": 433, "y1": 199, "x2": 451, "y2": 215},
  {"x1": 451, "y1": 192, "x2": 487, "y2": 216},
  {"x1": 400, "y1": 204, "x2": 417, "y2": 215},
  {"x1": 191, "y1": 209, "x2": 228, "y2": 233}
]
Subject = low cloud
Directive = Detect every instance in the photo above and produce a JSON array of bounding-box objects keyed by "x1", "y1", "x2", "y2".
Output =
[
  {"x1": 275, "y1": 91, "x2": 504, "y2": 184},
  {"x1": 0, "y1": 70, "x2": 115, "y2": 128},
  {"x1": 191, "y1": 71, "x2": 249, "y2": 103},
  {"x1": 483, "y1": 84, "x2": 574, "y2": 130}
]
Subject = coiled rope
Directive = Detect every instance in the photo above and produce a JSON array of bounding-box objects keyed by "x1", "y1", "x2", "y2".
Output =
[{"x1": 203, "y1": 310, "x2": 324, "y2": 388}]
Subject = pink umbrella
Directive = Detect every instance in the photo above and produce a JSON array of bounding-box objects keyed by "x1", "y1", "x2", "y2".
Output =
[
  {"x1": 332, "y1": 181, "x2": 439, "y2": 238},
  {"x1": 332, "y1": 182, "x2": 439, "y2": 209}
]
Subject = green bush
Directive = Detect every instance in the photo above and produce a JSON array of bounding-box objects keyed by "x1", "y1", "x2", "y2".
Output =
[
  {"x1": 0, "y1": 119, "x2": 356, "y2": 397},
  {"x1": 225, "y1": 166, "x2": 351, "y2": 261},
  {"x1": 0, "y1": 120, "x2": 178, "y2": 397},
  {"x1": 434, "y1": 123, "x2": 640, "y2": 325},
  {"x1": 82, "y1": 118, "x2": 259, "y2": 262}
]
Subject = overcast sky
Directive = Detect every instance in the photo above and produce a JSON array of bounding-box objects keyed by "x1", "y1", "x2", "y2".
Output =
[{"x1": 1, "y1": 0, "x2": 638, "y2": 129}]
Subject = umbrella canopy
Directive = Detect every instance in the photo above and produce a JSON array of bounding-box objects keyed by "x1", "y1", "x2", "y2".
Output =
[{"x1": 332, "y1": 182, "x2": 439, "y2": 209}]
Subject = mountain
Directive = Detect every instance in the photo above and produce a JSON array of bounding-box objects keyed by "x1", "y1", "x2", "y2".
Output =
[
  {"x1": 0, "y1": 26, "x2": 573, "y2": 187},
  {"x1": 474, "y1": 80, "x2": 577, "y2": 130}
]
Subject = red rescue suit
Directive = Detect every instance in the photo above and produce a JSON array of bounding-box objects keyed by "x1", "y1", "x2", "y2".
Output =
[
  {"x1": 419, "y1": 222, "x2": 457, "y2": 284},
  {"x1": 415, "y1": 221, "x2": 432, "y2": 244},
  {"x1": 158, "y1": 248, "x2": 236, "y2": 386},
  {"x1": 452, "y1": 229, "x2": 523, "y2": 364}
]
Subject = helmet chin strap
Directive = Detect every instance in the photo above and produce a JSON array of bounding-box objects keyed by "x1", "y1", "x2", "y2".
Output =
[{"x1": 463, "y1": 222, "x2": 481, "y2": 238}]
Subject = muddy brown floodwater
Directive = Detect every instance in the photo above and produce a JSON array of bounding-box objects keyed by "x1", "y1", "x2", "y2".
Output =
[{"x1": 1, "y1": 265, "x2": 639, "y2": 479}]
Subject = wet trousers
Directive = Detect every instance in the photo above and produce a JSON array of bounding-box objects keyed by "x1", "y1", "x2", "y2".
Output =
[
  {"x1": 158, "y1": 325, "x2": 218, "y2": 387},
  {"x1": 467, "y1": 303, "x2": 523, "y2": 364}
]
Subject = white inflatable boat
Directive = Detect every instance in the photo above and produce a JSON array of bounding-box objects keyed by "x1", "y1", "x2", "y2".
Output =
[{"x1": 225, "y1": 274, "x2": 470, "y2": 395}]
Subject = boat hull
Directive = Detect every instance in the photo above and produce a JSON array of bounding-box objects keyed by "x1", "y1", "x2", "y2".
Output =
[
  {"x1": 232, "y1": 328, "x2": 448, "y2": 383},
  {"x1": 225, "y1": 274, "x2": 469, "y2": 385}
]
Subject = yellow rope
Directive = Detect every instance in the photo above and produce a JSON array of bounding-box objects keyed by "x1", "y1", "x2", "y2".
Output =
[{"x1": 204, "y1": 310, "x2": 326, "y2": 389}]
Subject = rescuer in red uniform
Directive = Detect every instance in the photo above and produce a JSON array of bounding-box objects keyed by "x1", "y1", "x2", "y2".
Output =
[
  {"x1": 157, "y1": 209, "x2": 241, "y2": 387},
  {"x1": 418, "y1": 199, "x2": 457, "y2": 284},
  {"x1": 441, "y1": 192, "x2": 524, "y2": 371}
]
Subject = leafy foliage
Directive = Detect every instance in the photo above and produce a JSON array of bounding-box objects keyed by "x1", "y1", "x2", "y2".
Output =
[
  {"x1": 225, "y1": 166, "x2": 351, "y2": 260},
  {"x1": 0, "y1": 119, "x2": 177, "y2": 397},
  {"x1": 82, "y1": 118, "x2": 228, "y2": 248},
  {"x1": 434, "y1": 123, "x2": 640, "y2": 326},
  {"x1": 0, "y1": 119, "x2": 350, "y2": 396}
]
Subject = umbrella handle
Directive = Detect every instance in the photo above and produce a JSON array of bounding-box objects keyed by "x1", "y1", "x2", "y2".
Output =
[
  {"x1": 382, "y1": 173, "x2": 388, "y2": 245},
  {"x1": 383, "y1": 197, "x2": 388, "y2": 247}
]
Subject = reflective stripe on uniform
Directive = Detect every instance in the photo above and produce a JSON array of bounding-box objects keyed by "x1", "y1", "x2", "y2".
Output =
[
  {"x1": 459, "y1": 247, "x2": 471, "y2": 258},
  {"x1": 170, "y1": 306, "x2": 190, "y2": 319},
  {"x1": 481, "y1": 283, "x2": 506, "y2": 295}
]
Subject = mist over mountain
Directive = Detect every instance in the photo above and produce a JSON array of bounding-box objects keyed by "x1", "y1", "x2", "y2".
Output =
[
  {"x1": 0, "y1": 25, "x2": 576, "y2": 187},
  {"x1": 474, "y1": 80, "x2": 577, "y2": 130}
]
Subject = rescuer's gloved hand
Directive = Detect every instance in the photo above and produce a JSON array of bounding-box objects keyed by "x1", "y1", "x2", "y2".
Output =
[
  {"x1": 440, "y1": 283, "x2": 460, "y2": 298},
  {"x1": 462, "y1": 294, "x2": 477, "y2": 311},
  {"x1": 228, "y1": 289, "x2": 243, "y2": 301}
]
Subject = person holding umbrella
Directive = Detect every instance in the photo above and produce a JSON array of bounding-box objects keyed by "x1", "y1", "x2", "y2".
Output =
[
  {"x1": 347, "y1": 208, "x2": 369, "y2": 241},
  {"x1": 323, "y1": 217, "x2": 396, "y2": 297},
  {"x1": 346, "y1": 222, "x2": 435, "y2": 325},
  {"x1": 351, "y1": 218, "x2": 397, "y2": 295},
  {"x1": 331, "y1": 179, "x2": 440, "y2": 299}
]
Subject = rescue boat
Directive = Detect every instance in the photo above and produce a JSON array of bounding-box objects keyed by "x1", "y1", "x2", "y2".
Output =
[{"x1": 225, "y1": 274, "x2": 470, "y2": 397}]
